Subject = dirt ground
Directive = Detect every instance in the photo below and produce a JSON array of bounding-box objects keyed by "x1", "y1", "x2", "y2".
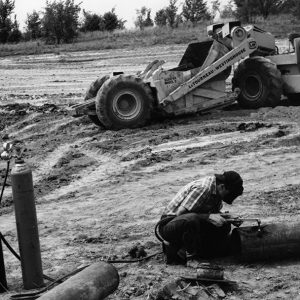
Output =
[{"x1": 0, "y1": 41, "x2": 300, "y2": 299}]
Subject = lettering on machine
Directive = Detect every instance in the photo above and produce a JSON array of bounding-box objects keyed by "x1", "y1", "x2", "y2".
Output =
[{"x1": 187, "y1": 47, "x2": 247, "y2": 90}]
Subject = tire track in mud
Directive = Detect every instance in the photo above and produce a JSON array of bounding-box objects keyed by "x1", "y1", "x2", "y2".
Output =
[
  {"x1": 1, "y1": 106, "x2": 299, "y2": 213},
  {"x1": 32, "y1": 120, "x2": 299, "y2": 219},
  {"x1": 36, "y1": 123, "x2": 276, "y2": 199},
  {"x1": 2, "y1": 111, "x2": 298, "y2": 262},
  {"x1": 34, "y1": 141, "x2": 299, "y2": 272}
]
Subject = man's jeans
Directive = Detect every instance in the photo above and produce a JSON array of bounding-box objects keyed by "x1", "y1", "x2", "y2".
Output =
[{"x1": 160, "y1": 213, "x2": 231, "y2": 261}]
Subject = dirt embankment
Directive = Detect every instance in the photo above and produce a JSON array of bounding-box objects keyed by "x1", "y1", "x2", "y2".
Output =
[{"x1": 0, "y1": 46, "x2": 299, "y2": 299}]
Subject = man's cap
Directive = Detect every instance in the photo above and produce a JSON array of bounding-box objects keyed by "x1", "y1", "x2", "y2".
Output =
[{"x1": 222, "y1": 171, "x2": 243, "y2": 203}]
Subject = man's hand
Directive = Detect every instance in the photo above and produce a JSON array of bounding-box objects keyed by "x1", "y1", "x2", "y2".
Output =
[
  {"x1": 208, "y1": 214, "x2": 227, "y2": 227},
  {"x1": 220, "y1": 213, "x2": 243, "y2": 227},
  {"x1": 231, "y1": 219, "x2": 243, "y2": 227}
]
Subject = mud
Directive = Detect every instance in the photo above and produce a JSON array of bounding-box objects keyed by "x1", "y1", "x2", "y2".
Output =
[{"x1": 0, "y1": 44, "x2": 300, "y2": 299}]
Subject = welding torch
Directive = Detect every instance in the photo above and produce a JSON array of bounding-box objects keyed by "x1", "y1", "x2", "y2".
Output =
[{"x1": 221, "y1": 213, "x2": 262, "y2": 232}]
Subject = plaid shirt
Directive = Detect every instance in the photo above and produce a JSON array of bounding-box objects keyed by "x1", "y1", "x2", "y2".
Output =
[{"x1": 164, "y1": 175, "x2": 222, "y2": 215}]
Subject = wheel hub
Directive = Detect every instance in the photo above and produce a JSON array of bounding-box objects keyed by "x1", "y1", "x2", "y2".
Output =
[
  {"x1": 244, "y1": 74, "x2": 262, "y2": 101},
  {"x1": 112, "y1": 90, "x2": 141, "y2": 120}
]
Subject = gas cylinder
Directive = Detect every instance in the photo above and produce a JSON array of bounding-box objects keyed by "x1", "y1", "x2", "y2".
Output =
[
  {"x1": 39, "y1": 262, "x2": 119, "y2": 300},
  {"x1": 11, "y1": 158, "x2": 44, "y2": 290}
]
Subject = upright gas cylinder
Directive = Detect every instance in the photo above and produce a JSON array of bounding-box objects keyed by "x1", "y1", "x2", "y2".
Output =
[{"x1": 11, "y1": 158, "x2": 44, "y2": 290}]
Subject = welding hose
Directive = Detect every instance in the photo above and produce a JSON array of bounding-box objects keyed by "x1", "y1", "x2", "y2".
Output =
[
  {"x1": 0, "y1": 160, "x2": 59, "y2": 285},
  {"x1": 0, "y1": 160, "x2": 60, "y2": 298},
  {"x1": 9, "y1": 251, "x2": 163, "y2": 300},
  {"x1": 2, "y1": 228, "x2": 162, "y2": 300},
  {"x1": 9, "y1": 266, "x2": 87, "y2": 300},
  {"x1": 0, "y1": 160, "x2": 10, "y2": 205},
  {"x1": 0, "y1": 233, "x2": 59, "y2": 284},
  {"x1": 0, "y1": 232, "x2": 63, "y2": 300},
  {"x1": 154, "y1": 215, "x2": 176, "y2": 245},
  {"x1": 1, "y1": 160, "x2": 162, "y2": 299}
]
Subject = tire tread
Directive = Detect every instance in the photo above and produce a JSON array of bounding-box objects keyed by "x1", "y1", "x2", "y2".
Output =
[
  {"x1": 232, "y1": 57, "x2": 282, "y2": 108},
  {"x1": 84, "y1": 75, "x2": 110, "y2": 126},
  {"x1": 96, "y1": 75, "x2": 154, "y2": 130}
]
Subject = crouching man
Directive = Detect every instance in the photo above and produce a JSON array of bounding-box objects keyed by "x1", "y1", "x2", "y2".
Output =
[{"x1": 157, "y1": 171, "x2": 244, "y2": 264}]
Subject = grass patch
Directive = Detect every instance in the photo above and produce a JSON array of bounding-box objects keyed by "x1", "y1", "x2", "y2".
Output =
[
  {"x1": 0, "y1": 14, "x2": 299, "y2": 57},
  {"x1": 0, "y1": 25, "x2": 208, "y2": 57}
]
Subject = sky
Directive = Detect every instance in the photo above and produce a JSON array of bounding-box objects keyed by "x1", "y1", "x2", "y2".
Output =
[{"x1": 14, "y1": 0, "x2": 229, "y2": 30}]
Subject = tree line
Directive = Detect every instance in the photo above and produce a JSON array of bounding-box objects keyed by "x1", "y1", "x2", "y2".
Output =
[
  {"x1": 234, "y1": 0, "x2": 300, "y2": 21},
  {"x1": 1, "y1": 0, "x2": 300, "y2": 45}
]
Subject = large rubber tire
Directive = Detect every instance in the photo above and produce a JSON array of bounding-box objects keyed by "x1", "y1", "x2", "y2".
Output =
[
  {"x1": 232, "y1": 57, "x2": 283, "y2": 109},
  {"x1": 95, "y1": 75, "x2": 154, "y2": 130},
  {"x1": 84, "y1": 75, "x2": 110, "y2": 126}
]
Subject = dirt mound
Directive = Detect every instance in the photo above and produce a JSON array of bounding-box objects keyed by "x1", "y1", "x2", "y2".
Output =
[
  {"x1": 0, "y1": 103, "x2": 68, "y2": 135},
  {"x1": 1, "y1": 102, "x2": 63, "y2": 114},
  {"x1": 35, "y1": 149, "x2": 98, "y2": 198},
  {"x1": 251, "y1": 105, "x2": 300, "y2": 121}
]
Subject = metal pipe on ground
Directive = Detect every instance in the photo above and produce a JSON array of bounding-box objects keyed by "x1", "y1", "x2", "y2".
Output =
[
  {"x1": 38, "y1": 262, "x2": 119, "y2": 300},
  {"x1": 231, "y1": 222, "x2": 300, "y2": 262}
]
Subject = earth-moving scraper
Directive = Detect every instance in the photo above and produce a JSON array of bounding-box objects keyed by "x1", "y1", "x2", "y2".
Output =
[{"x1": 71, "y1": 21, "x2": 300, "y2": 130}]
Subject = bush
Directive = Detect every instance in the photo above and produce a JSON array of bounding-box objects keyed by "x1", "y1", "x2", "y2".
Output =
[
  {"x1": 7, "y1": 27, "x2": 22, "y2": 43},
  {"x1": 0, "y1": 0, "x2": 15, "y2": 43},
  {"x1": 182, "y1": 0, "x2": 211, "y2": 25},
  {"x1": 155, "y1": 9, "x2": 168, "y2": 27},
  {"x1": 25, "y1": 11, "x2": 42, "y2": 40},
  {"x1": 42, "y1": 0, "x2": 81, "y2": 44},
  {"x1": 81, "y1": 10, "x2": 104, "y2": 32},
  {"x1": 135, "y1": 6, "x2": 154, "y2": 30}
]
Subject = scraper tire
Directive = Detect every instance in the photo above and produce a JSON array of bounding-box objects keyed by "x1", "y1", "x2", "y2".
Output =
[
  {"x1": 95, "y1": 75, "x2": 154, "y2": 130},
  {"x1": 232, "y1": 57, "x2": 282, "y2": 109},
  {"x1": 84, "y1": 75, "x2": 110, "y2": 126}
]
